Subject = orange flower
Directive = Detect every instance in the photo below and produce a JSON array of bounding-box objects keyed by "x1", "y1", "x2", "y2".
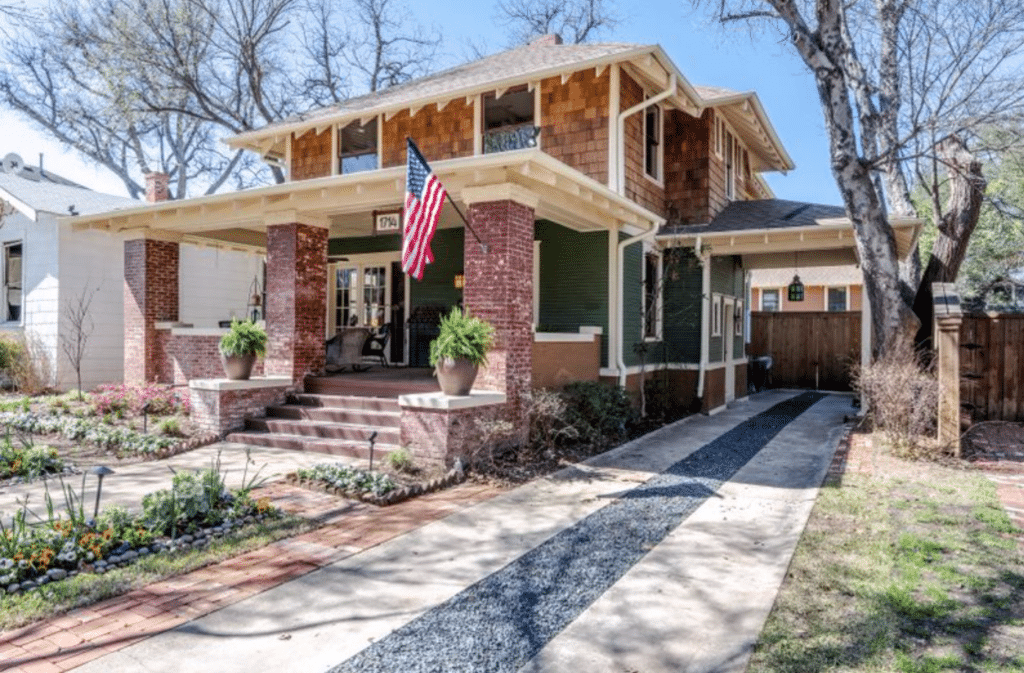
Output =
[{"x1": 102, "y1": 528, "x2": 113, "y2": 541}]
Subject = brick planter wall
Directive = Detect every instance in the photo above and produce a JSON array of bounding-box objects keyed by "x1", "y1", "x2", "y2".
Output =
[
  {"x1": 464, "y1": 199, "x2": 535, "y2": 444},
  {"x1": 190, "y1": 380, "x2": 292, "y2": 435},
  {"x1": 124, "y1": 239, "x2": 179, "y2": 385},
  {"x1": 399, "y1": 393, "x2": 508, "y2": 466},
  {"x1": 265, "y1": 223, "x2": 328, "y2": 382},
  {"x1": 155, "y1": 330, "x2": 264, "y2": 385}
]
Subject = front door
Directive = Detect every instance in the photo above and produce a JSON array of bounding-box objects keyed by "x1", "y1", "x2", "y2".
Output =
[
  {"x1": 328, "y1": 254, "x2": 405, "y2": 364},
  {"x1": 724, "y1": 298, "x2": 736, "y2": 403}
]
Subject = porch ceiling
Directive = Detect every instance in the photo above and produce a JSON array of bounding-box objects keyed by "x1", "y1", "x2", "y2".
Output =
[
  {"x1": 66, "y1": 150, "x2": 662, "y2": 250},
  {"x1": 657, "y1": 217, "x2": 922, "y2": 268}
]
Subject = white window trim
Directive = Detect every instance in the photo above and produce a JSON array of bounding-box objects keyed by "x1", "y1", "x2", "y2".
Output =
[
  {"x1": 826, "y1": 285, "x2": 850, "y2": 312},
  {"x1": 337, "y1": 117, "x2": 379, "y2": 175},
  {"x1": 3, "y1": 240, "x2": 23, "y2": 326},
  {"x1": 713, "y1": 115, "x2": 724, "y2": 159},
  {"x1": 734, "y1": 299, "x2": 744, "y2": 337},
  {"x1": 642, "y1": 102, "x2": 664, "y2": 186},
  {"x1": 642, "y1": 246, "x2": 663, "y2": 341},
  {"x1": 760, "y1": 287, "x2": 782, "y2": 312},
  {"x1": 533, "y1": 240, "x2": 541, "y2": 329},
  {"x1": 711, "y1": 292, "x2": 723, "y2": 337}
]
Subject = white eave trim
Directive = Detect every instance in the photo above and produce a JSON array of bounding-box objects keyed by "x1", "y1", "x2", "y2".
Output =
[{"x1": 0, "y1": 187, "x2": 39, "y2": 222}]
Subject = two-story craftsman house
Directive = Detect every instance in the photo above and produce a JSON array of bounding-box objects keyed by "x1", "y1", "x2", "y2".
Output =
[{"x1": 70, "y1": 35, "x2": 921, "y2": 464}]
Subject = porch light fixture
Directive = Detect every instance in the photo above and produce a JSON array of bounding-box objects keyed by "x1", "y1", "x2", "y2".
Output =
[
  {"x1": 788, "y1": 275, "x2": 805, "y2": 302},
  {"x1": 787, "y1": 252, "x2": 805, "y2": 302},
  {"x1": 247, "y1": 276, "x2": 262, "y2": 321},
  {"x1": 453, "y1": 273, "x2": 465, "y2": 289}
]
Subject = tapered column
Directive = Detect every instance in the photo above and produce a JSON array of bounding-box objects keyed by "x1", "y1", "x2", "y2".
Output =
[
  {"x1": 124, "y1": 237, "x2": 179, "y2": 385},
  {"x1": 462, "y1": 187, "x2": 537, "y2": 442},
  {"x1": 264, "y1": 219, "x2": 328, "y2": 382}
]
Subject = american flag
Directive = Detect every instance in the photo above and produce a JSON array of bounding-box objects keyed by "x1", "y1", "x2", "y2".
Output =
[{"x1": 402, "y1": 139, "x2": 447, "y2": 280}]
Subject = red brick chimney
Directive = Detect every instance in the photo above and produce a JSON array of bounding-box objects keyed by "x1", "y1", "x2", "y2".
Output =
[
  {"x1": 145, "y1": 172, "x2": 170, "y2": 203},
  {"x1": 530, "y1": 34, "x2": 563, "y2": 47}
]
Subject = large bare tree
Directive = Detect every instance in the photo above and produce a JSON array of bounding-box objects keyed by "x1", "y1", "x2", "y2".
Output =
[
  {"x1": 0, "y1": 0, "x2": 438, "y2": 196},
  {"x1": 698, "y1": 0, "x2": 1024, "y2": 353},
  {"x1": 497, "y1": 0, "x2": 619, "y2": 44}
]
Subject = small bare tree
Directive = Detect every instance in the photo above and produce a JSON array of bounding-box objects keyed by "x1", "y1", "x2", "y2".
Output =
[
  {"x1": 60, "y1": 285, "x2": 98, "y2": 400},
  {"x1": 497, "y1": 0, "x2": 619, "y2": 45}
]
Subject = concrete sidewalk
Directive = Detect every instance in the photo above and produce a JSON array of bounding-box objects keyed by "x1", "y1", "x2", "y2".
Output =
[{"x1": 3, "y1": 391, "x2": 849, "y2": 673}]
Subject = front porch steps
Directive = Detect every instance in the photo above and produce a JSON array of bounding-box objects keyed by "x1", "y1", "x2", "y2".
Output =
[{"x1": 225, "y1": 393, "x2": 402, "y2": 460}]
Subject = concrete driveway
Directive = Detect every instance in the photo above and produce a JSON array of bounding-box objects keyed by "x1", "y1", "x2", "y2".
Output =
[{"x1": 59, "y1": 390, "x2": 849, "y2": 673}]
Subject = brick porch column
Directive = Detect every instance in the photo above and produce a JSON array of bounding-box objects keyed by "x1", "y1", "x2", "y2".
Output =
[
  {"x1": 264, "y1": 217, "x2": 329, "y2": 382},
  {"x1": 461, "y1": 187, "x2": 538, "y2": 442},
  {"x1": 124, "y1": 237, "x2": 179, "y2": 385}
]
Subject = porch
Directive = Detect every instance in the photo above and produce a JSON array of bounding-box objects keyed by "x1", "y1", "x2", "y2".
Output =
[{"x1": 71, "y1": 149, "x2": 659, "y2": 465}]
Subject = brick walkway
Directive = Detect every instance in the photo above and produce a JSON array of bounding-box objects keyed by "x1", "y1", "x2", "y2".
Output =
[{"x1": 0, "y1": 480, "x2": 503, "y2": 672}]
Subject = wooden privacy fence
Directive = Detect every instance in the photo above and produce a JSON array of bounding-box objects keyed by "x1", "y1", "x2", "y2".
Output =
[
  {"x1": 960, "y1": 313, "x2": 1024, "y2": 422},
  {"x1": 749, "y1": 311, "x2": 861, "y2": 391}
]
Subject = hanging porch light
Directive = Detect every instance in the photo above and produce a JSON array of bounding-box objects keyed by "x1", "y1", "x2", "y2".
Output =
[{"x1": 787, "y1": 251, "x2": 805, "y2": 302}]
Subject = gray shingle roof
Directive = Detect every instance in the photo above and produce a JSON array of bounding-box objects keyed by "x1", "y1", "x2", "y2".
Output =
[
  {"x1": 0, "y1": 170, "x2": 135, "y2": 217},
  {"x1": 271, "y1": 42, "x2": 649, "y2": 129},
  {"x1": 660, "y1": 199, "x2": 847, "y2": 236}
]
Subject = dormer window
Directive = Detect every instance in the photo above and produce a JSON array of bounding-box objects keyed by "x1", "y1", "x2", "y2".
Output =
[
  {"x1": 483, "y1": 87, "x2": 537, "y2": 153},
  {"x1": 644, "y1": 104, "x2": 661, "y2": 181},
  {"x1": 339, "y1": 119, "x2": 378, "y2": 174}
]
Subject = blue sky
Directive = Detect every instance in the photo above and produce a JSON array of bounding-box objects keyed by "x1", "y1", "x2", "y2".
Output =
[{"x1": 1, "y1": 0, "x2": 841, "y2": 205}]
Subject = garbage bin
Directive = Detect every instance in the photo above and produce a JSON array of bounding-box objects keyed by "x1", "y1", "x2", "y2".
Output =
[{"x1": 748, "y1": 355, "x2": 773, "y2": 393}]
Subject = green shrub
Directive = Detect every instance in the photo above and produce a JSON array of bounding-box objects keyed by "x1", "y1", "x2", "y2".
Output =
[
  {"x1": 296, "y1": 463, "x2": 396, "y2": 496},
  {"x1": 141, "y1": 469, "x2": 229, "y2": 536},
  {"x1": 219, "y1": 319, "x2": 267, "y2": 357},
  {"x1": 157, "y1": 417, "x2": 183, "y2": 437},
  {"x1": 0, "y1": 434, "x2": 63, "y2": 480},
  {"x1": 385, "y1": 448, "x2": 415, "y2": 473},
  {"x1": 0, "y1": 336, "x2": 25, "y2": 376},
  {"x1": 429, "y1": 308, "x2": 495, "y2": 367},
  {"x1": 562, "y1": 381, "x2": 637, "y2": 446}
]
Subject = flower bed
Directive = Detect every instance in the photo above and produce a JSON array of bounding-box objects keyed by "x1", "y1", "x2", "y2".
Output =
[
  {"x1": 288, "y1": 461, "x2": 466, "y2": 506},
  {"x1": 0, "y1": 436, "x2": 67, "y2": 481},
  {"x1": 0, "y1": 465, "x2": 278, "y2": 595}
]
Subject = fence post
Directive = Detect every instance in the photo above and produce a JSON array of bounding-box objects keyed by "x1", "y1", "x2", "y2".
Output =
[{"x1": 932, "y1": 283, "x2": 963, "y2": 457}]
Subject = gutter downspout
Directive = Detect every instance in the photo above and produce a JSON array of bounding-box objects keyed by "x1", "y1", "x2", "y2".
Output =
[
  {"x1": 616, "y1": 224, "x2": 660, "y2": 388},
  {"x1": 615, "y1": 74, "x2": 677, "y2": 195},
  {"x1": 696, "y1": 236, "x2": 711, "y2": 403}
]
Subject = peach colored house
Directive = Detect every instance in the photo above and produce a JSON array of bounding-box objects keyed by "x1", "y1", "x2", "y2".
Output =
[{"x1": 751, "y1": 265, "x2": 863, "y2": 313}]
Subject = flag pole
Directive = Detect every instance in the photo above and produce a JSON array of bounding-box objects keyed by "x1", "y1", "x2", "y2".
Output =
[{"x1": 444, "y1": 193, "x2": 488, "y2": 254}]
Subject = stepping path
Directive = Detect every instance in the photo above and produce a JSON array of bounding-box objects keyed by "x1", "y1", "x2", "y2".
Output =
[{"x1": 2, "y1": 391, "x2": 850, "y2": 673}]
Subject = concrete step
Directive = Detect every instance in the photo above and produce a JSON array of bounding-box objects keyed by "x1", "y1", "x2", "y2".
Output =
[
  {"x1": 291, "y1": 393, "x2": 401, "y2": 413},
  {"x1": 243, "y1": 418, "x2": 400, "y2": 444},
  {"x1": 266, "y1": 404, "x2": 401, "y2": 427},
  {"x1": 224, "y1": 430, "x2": 400, "y2": 460}
]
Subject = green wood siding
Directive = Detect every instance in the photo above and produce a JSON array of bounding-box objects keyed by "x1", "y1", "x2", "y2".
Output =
[
  {"x1": 535, "y1": 220, "x2": 610, "y2": 366},
  {"x1": 662, "y1": 248, "x2": 702, "y2": 364},
  {"x1": 328, "y1": 228, "x2": 465, "y2": 312}
]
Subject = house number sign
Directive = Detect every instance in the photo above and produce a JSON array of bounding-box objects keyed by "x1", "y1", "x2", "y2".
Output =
[{"x1": 374, "y1": 210, "x2": 401, "y2": 234}]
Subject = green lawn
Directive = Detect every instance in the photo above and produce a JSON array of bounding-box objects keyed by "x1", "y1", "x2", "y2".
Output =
[{"x1": 750, "y1": 444, "x2": 1024, "y2": 672}]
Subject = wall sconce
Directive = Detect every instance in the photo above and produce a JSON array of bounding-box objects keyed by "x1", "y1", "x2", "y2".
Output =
[{"x1": 453, "y1": 273, "x2": 465, "y2": 289}]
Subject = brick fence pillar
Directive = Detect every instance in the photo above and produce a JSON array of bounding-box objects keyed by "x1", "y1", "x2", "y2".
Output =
[
  {"x1": 124, "y1": 238, "x2": 179, "y2": 385},
  {"x1": 462, "y1": 188, "x2": 537, "y2": 443},
  {"x1": 264, "y1": 219, "x2": 328, "y2": 382}
]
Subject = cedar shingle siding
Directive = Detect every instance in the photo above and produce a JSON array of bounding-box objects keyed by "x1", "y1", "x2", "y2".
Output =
[
  {"x1": 620, "y1": 73, "x2": 665, "y2": 216},
  {"x1": 290, "y1": 128, "x2": 333, "y2": 180},
  {"x1": 382, "y1": 99, "x2": 475, "y2": 166},
  {"x1": 540, "y1": 69, "x2": 610, "y2": 184}
]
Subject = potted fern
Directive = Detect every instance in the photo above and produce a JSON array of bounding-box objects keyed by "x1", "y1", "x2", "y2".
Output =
[
  {"x1": 219, "y1": 319, "x2": 267, "y2": 380},
  {"x1": 429, "y1": 308, "x2": 495, "y2": 396}
]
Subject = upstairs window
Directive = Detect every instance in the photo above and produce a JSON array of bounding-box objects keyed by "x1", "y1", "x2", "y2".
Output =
[
  {"x1": 644, "y1": 104, "x2": 661, "y2": 181},
  {"x1": 4, "y1": 242, "x2": 21, "y2": 322},
  {"x1": 483, "y1": 87, "x2": 537, "y2": 153},
  {"x1": 339, "y1": 119, "x2": 378, "y2": 174},
  {"x1": 725, "y1": 131, "x2": 735, "y2": 200}
]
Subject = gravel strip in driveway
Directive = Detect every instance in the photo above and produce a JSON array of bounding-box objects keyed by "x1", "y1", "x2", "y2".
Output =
[{"x1": 329, "y1": 392, "x2": 826, "y2": 673}]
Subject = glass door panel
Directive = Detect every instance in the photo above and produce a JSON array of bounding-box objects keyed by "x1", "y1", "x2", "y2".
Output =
[
  {"x1": 334, "y1": 266, "x2": 358, "y2": 334},
  {"x1": 362, "y1": 266, "x2": 387, "y2": 327}
]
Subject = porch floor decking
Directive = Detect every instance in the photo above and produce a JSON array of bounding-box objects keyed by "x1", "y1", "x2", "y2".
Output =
[{"x1": 305, "y1": 367, "x2": 438, "y2": 398}]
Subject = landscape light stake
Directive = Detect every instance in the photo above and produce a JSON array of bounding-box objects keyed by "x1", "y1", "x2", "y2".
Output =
[
  {"x1": 368, "y1": 431, "x2": 379, "y2": 473},
  {"x1": 142, "y1": 401, "x2": 152, "y2": 434},
  {"x1": 90, "y1": 466, "x2": 115, "y2": 520}
]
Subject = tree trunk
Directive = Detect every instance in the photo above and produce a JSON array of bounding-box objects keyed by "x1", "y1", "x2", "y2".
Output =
[{"x1": 913, "y1": 136, "x2": 986, "y2": 345}]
